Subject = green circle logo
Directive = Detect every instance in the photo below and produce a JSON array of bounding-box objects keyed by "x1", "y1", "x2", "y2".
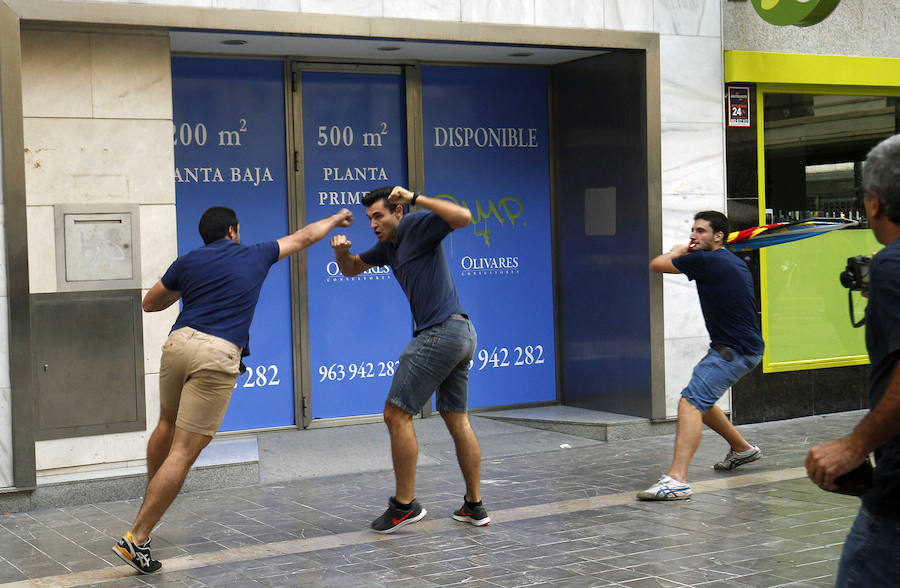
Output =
[{"x1": 750, "y1": 0, "x2": 841, "y2": 26}]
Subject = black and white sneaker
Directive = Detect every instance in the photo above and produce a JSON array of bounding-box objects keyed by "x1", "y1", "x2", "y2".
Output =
[
  {"x1": 452, "y1": 498, "x2": 491, "y2": 526},
  {"x1": 371, "y1": 497, "x2": 427, "y2": 534},
  {"x1": 112, "y1": 532, "x2": 162, "y2": 574}
]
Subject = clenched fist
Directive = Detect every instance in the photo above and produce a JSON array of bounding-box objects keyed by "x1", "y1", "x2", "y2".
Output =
[
  {"x1": 334, "y1": 208, "x2": 353, "y2": 227},
  {"x1": 387, "y1": 186, "x2": 414, "y2": 205},
  {"x1": 330, "y1": 234, "x2": 352, "y2": 252}
]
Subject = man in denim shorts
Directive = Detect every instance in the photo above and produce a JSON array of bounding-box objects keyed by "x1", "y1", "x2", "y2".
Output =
[
  {"x1": 331, "y1": 185, "x2": 490, "y2": 533},
  {"x1": 637, "y1": 211, "x2": 765, "y2": 501},
  {"x1": 112, "y1": 205, "x2": 352, "y2": 574}
]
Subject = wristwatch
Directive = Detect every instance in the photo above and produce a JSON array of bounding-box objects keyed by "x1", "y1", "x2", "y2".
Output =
[{"x1": 411, "y1": 192, "x2": 420, "y2": 205}]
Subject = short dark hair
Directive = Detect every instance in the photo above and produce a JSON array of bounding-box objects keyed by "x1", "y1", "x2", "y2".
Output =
[
  {"x1": 198, "y1": 206, "x2": 238, "y2": 245},
  {"x1": 694, "y1": 211, "x2": 729, "y2": 239},
  {"x1": 361, "y1": 186, "x2": 402, "y2": 212}
]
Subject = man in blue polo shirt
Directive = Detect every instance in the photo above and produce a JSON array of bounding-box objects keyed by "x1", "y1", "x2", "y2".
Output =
[
  {"x1": 638, "y1": 210, "x2": 765, "y2": 501},
  {"x1": 113, "y1": 205, "x2": 352, "y2": 574},
  {"x1": 330, "y1": 185, "x2": 489, "y2": 533}
]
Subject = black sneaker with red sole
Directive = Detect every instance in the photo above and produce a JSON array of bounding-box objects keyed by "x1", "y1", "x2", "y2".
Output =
[
  {"x1": 371, "y1": 496, "x2": 427, "y2": 533},
  {"x1": 452, "y1": 499, "x2": 491, "y2": 526}
]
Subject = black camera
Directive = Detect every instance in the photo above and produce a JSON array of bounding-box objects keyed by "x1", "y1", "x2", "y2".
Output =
[
  {"x1": 840, "y1": 255, "x2": 871, "y2": 328},
  {"x1": 839, "y1": 255, "x2": 871, "y2": 291}
]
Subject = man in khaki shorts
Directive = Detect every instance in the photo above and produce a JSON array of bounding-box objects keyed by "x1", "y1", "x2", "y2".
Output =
[{"x1": 113, "y1": 205, "x2": 352, "y2": 574}]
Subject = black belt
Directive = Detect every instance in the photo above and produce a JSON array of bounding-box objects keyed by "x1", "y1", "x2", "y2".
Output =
[{"x1": 711, "y1": 344, "x2": 733, "y2": 362}]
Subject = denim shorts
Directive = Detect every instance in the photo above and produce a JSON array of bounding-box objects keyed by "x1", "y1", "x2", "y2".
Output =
[
  {"x1": 681, "y1": 346, "x2": 762, "y2": 413},
  {"x1": 836, "y1": 506, "x2": 900, "y2": 587},
  {"x1": 387, "y1": 314, "x2": 477, "y2": 414}
]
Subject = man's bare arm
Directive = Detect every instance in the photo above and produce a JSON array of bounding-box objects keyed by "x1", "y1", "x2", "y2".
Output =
[
  {"x1": 330, "y1": 234, "x2": 372, "y2": 277},
  {"x1": 277, "y1": 208, "x2": 353, "y2": 261},
  {"x1": 388, "y1": 186, "x2": 472, "y2": 229},
  {"x1": 649, "y1": 244, "x2": 689, "y2": 274},
  {"x1": 142, "y1": 281, "x2": 181, "y2": 312}
]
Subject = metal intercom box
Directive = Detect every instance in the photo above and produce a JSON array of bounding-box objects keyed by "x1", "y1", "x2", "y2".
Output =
[{"x1": 54, "y1": 204, "x2": 141, "y2": 291}]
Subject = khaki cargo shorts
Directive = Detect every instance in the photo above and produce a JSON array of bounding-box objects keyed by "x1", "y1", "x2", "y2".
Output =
[{"x1": 159, "y1": 327, "x2": 241, "y2": 437}]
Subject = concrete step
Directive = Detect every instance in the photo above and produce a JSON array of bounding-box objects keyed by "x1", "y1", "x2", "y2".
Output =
[
  {"x1": 476, "y1": 405, "x2": 677, "y2": 441},
  {"x1": 0, "y1": 436, "x2": 259, "y2": 512}
]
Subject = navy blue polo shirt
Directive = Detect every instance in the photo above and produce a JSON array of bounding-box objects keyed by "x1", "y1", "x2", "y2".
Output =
[
  {"x1": 161, "y1": 238, "x2": 279, "y2": 355},
  {"x1": 672, "y1": 247, "x2": 764, "y2": 356},
  {"x1": 359, "y1": 210, "x2": 465, "y2": 334}
]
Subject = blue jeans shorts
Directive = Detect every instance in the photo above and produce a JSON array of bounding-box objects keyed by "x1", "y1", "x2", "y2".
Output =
[
  {"x1": 387, "y1": 314, "x2": 477, "y2": 415},
  {"x1": 837, "y1": 506, "x2": 900, "y2": 587},
  {"x1": 681, "y1": 345, "x2": 762, "y2": 413}
]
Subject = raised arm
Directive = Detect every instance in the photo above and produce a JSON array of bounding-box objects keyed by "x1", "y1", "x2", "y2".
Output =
[
  {"x1": 277, "y1": 208, "x2": 353, "y2": 261},
  {"x1": 142, "y1": 280, "x2": 181, "y2": 312},
  {"x1": 388, "y1": 186, "x2": 472, "y2": 229},
  {"x1": 330, "y1": 234, "x2": 372, "y2": 278},
  {"x1": 649, "y1": 244, "x2": 689, "y2": 274}
]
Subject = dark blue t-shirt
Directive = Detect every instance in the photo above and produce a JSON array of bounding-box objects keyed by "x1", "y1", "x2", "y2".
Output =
[
  {"x1": 359, "y1": 210, "x2": 465, "y2": 335},
  {"x1": 161, "y1": 238, "x2": 279, "y2": 355},
  {"x1": 672, "y1": 248, "x2": 764, "y2": 356},
  {"x1": 861, "y1": 236, "x2": 900, "y2": 518}
]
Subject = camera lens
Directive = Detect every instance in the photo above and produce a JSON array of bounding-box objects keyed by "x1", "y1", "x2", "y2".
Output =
[{"x1": 839, "y1": 270, "x2": 855, "y2": 289}]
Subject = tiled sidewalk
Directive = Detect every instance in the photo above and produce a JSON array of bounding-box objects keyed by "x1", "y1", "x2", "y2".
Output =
[{"x1": 0, "y1": 410, "x2": 865, "y2": 587}]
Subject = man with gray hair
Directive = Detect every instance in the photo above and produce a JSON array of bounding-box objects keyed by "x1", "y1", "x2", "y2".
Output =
[{"x1": 806, "y1": 133, "x2": 900, "y2": 587}]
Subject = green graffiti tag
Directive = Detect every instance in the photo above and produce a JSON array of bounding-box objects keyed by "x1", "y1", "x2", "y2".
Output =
[{"x1": 435, "y1": 193, "x2": 523, "y2": 246}]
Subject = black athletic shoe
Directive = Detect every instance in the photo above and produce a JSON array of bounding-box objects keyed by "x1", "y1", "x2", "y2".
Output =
[
  {"x1": 452, "y1": 498, "x2": 491, "y2": 526},
  {"x1": 371, "y1": 496, "x2": 427, "y2": 533},
  {"x1": 112, "y1": 532, "x2": 162, "y2": 574}
]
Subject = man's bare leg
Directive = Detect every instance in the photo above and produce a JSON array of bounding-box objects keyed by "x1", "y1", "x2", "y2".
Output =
[
  {"x1": 129, "y1": 427, "x2": 211, "y2": 544},
  {"x1": 702, "y1": 404, "x2": 752, "y2": 452},
  {"x1": 668, "y1": 397, "x2": 704, "y2": 483},
  {"x1": 384, "y1": 402, "x2": 418, "y2": 504},
  {"x1": 440, "y1": 410, "x2": 482, "y2": 502},
  {"x1": 145, "y1": 409, "x2": 177, "y2": 483}
]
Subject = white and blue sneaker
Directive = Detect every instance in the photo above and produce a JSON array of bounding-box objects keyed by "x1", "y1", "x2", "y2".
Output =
[
  {"x1": 714, "y1": 445, "x2": 761, "y2": 471},
  {"x1": 636, "y1": 475, "x2": 692, "y2": 500}
]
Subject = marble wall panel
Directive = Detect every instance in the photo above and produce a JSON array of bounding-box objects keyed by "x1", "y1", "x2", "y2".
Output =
[
  {"x1": 21, "y1": 31, "x2": 92, "y2": 119},
  {"x1": 36, "y1": 435, "x2": 105, "y2": 470},
  {"x1": 534, "y1": 0, "x2": 603, "y2": 29},
  {"x1": 26, "y1": 206, "x2": 57, "y2": 294},
  {"x1": 0, "y1": 296, "x2": 8, "y2": 390},
  {"x1": 143, "y1": 305, "x2": 179, "y2": 376},
  {"x1": 301, "y1": 0, "x2": 381, "y2": 17},
  {"x1": 662, "y1": 276, "x2": 705, "y2": 340},
  {"x1": 664, "y1": 335, "x2": 705, "y2": 416},
  {"x1": 213, "y1": 0, "x2": 300, "y2": 10},
  {"x1": 661, "y1": 192, "x2": 726, "y2": 248},
  {"x1": 654, "y1": 0, "x2": 719, "y2": 37},
  {"x1": 461, "y1": 0, "x2": 534, "y2": 25},
  {"x1": 0, "y1": 206, "x2": 6, "y2": 295},
  {"x1": 661, "y1": 122, "x2": 725, "y2": 196},
  {"x1": 604, "y1": 0, "x2": 653, "y2": 31},
  {"x1": 0, "y1": 386, "x2": 10, "y2": 487},
  {"x1": 140, "y1": 204, "x2": 178, "y2": 289},
  {"x1": 383, "y1": 0, "x2": 460, "y2": 21},
  {"x1": 660, "y1": 35, "x2": 723, "y2": 125},
  {"x1": 90, "y1": 33, "x2": 172, "y2": 120},
  {"x1": 23, "y1": 118, "x2": 175, "y2": 206}
]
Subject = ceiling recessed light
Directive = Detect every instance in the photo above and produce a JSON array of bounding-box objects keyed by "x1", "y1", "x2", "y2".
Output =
[
  {"x1": 508, "y1": 51, "x2": 534, "y2": 57},
  {"x1": 222, "y1": 39, "x2": 248, "y2": 46},
  {"x1": 377, "y1": 46, "x2": 401, "y2": 51}
]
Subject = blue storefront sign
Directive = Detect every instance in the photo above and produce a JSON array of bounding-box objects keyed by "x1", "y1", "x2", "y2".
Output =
[
  {"x1": 171, "y1": 57, "x2": 294, "y2": 431},
  {"x1": 300, "y1": 71, "x2": 411, "y2": 418},
  {"x1": 421, "y1": 66, "x2": 556, "y2": 407}
]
